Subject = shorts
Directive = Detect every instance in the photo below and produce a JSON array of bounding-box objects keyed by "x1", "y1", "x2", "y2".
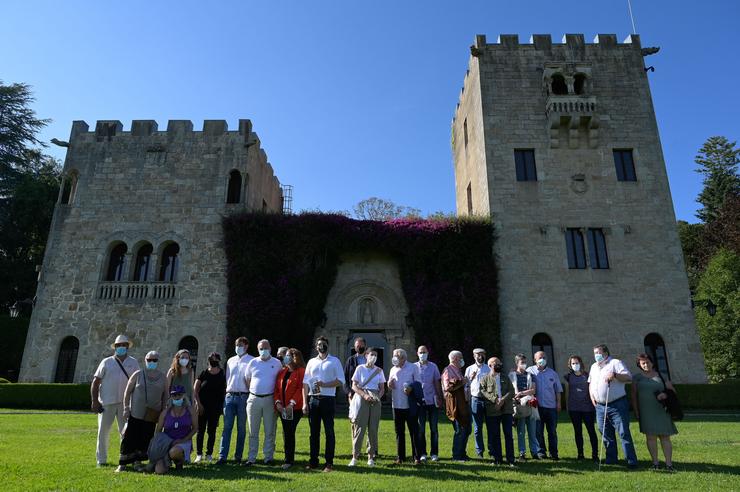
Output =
[{"x1": 172, "y1": 441, "x2": 192, "y2": 463}]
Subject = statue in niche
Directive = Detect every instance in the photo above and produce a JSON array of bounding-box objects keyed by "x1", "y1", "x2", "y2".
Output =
[{"x1": 358, "y1": 298, "x2": 377, "y2": 325}]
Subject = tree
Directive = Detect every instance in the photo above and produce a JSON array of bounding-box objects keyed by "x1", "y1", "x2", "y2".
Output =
[
  {"x1": 695, "y1": 249, "x2": 740, "y2": 382},
  {"x1": 353, "y1": 197, "x2": 421, "y2": 221},
  {"x1": 677, "y1": 220, "x2": 705, "y2": 290},
  {"x1": 695, "y1": 136, "x2": 740, "y2": 223}
]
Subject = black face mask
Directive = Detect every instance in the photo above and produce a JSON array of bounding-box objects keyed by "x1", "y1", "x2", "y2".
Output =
[
  {"x1": 493, "y1": 364, "x2": 503, "y2": 373},
  {"x1": 209, "y1": 360, "x2": 220, "y2": 368},
  {"x1": 317, "y1": 344, "x2": 328, "y2": 354},
  {"x1": 357, "y1": 346, "x2": 366, "y2": 354}
]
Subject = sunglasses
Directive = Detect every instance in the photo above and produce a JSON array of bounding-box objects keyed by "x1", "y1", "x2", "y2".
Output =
[{"x1": 146, "y1": 359, "x2": 158, "y2": 362}]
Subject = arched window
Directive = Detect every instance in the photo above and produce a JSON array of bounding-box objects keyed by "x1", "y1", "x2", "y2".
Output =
[
  {"x1": 179, "y1": 336, "x2": 199, "y2": 372},
  {"x1": 226, "y1": 170, "x2": 242, "y2": 204},
  {"x1": 644, "y1": 333, "x2": 671, "y2": 378},
  {"x1": 60, "y1": 171, "x2": 79, "y2": 205},
  {"x1": 54, "y1": 336, "x2": 79, "y2": 383},
  {"x1": 159, "y1": 242, "x2": 180, "y2": 282},
  {"x1": 531, "y1": 332, "x2": 555, "y2": 366},
  {"x1": 357, "y1": 297, "x2": 377, "y2": 325},
  {"x1": 551, "y1": 74, "x2": 568, "y2": 95},
  {"x1": 574, "y1": 73, "x2": 587, "y2": 95},
  {"x1": 105, "y1": 243, "x2": 128, "y2": 281},
  {"x1": 132, "y1": 243, "x2": 153, "y2": 282}
]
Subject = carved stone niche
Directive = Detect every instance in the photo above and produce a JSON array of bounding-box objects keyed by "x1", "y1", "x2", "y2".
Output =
[{"x1": 570, "y1": 173, "x2": 588, "y2": 194}]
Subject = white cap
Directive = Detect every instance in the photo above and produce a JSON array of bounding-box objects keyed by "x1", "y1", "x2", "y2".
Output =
[{"x1": 111, "y1": 334, "x2": 133, "y2": 349}]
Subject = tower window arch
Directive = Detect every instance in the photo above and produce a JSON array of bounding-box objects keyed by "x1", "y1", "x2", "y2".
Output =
[
  {"x1": 105, "y1": 242, "x2": 128, "y2": 281},
  {"x1": 54, "y1": 336, "x2": 79, "y2": 383},
  {"x1": 551, "y1": 74, "x2": 568, "y2": 95},
  {"x1": 158, "y1": 242, "x2": 180, "y2": 282},
  {"x1": 60, "y1": 170, "x2": 79, "y2": 205},
  {"x1": 644, "y1": 333, "x2": 671, "y2": 378},
  {"x1": 132, "y1": 243, "x2": 153, "y2": 282},
  {"x1": 531, "y1": 332, "x2": 555, "y2": 367},
  {"x1": 178, "y1": 336, "x2": 199, "y2": 372},
  {"x1": 574, "y1": 73, "x2": 587, "y2": 95},
  {"x1": 226, "y1": 170, "x2": 242, "y2": 204}
]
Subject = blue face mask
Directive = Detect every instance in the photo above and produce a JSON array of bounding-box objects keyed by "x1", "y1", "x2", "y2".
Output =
[
  {"x1": 595, "y1": 353, "x2": 605, "y2": 363},
  {"x1": 172, "y1": 398, "x2": 184, "y2": 407},
  {"x1": 259, "y1": 349, "x2": 270, "y2": 359},
  {"x1": 115, "y1": 347, "x2": 127, "y2": 357},
  {"x1": 283, "y1": 355, "x2": 293, "y2": 366},
  {"x1": 146, "y1": 361, "x2": 158, "y2": 370}
]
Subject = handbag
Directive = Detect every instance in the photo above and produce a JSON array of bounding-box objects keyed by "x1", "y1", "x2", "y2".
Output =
[
  {"x1": 349, "y1": 367, "x2": 381, "y2": 421},
  {"x1": 655, "y1": 372, "x2": 683, "y2": 421},
  {"x1": 513, "y1": 398, "x2": 532, "y2": 419},
  {"x1": 142, "y1": 372, "x2": 162, "y2": 423}
]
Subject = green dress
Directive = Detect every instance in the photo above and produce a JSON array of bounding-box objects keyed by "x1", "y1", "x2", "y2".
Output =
[{"x1": 633, "y1": 372, "x2": 678, "y2": 436}]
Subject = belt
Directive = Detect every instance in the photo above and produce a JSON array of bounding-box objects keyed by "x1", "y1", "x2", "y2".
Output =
[
  {"x1": 597, "y1": 395, "x2": 626, "y2": 405},
  {"x1": 252, "y1": 393, "x2": 273, "y2": 398},
  {"x1": 227, "y1": 391, "x2": 249, "y2": 396},
  {"x1": 310, "y1": 395, "x2": 335, "y2": 399}
]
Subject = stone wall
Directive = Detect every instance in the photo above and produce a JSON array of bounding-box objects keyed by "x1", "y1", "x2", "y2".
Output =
[
  {"x1": 20, "y1": 119, "x2": 283, "y2": 382},
  {"x1": 452, "y1": 34, "x2": 706, "y2": 382}
]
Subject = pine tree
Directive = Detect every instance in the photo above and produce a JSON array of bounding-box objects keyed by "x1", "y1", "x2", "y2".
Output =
[{"x1": 695, "y1": 136, "x2": 740, "y2": 222}]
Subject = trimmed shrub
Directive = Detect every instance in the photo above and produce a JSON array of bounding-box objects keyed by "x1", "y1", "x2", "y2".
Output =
[{"x1": 0, "y1": 384, "x2": 90, "y2": 410}]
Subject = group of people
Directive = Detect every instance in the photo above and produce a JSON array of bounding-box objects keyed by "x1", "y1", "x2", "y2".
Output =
[{"x1": 91, "y1": 334, "x2": 679, "y2": 474}]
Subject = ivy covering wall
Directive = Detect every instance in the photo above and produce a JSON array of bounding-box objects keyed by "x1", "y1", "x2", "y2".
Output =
[{"x1": 222, "y1": 212, "x2": 500, "y2": 367}]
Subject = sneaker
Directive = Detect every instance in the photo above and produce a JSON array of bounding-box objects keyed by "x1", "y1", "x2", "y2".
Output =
[
  {"x1": 508, "y1": 462, "x2": 517, "y2": 468},
  {"x1": 281, "y1": 463, "x2": 292, "y2": 470},
  {"x1": 194, "y1": 455, "x2": 203, "y2": 463},
  {"x1": 518, "y1": 453, "x2": 527, "y2": 461},
  {"x1": 430, "y1": 455, "x2": 439, "y2": 462},
  {"x1": 305, "y1": 464, "x2": 318, "y2": 470},
  {"x1": 241, "y1": 460, "x2": 255, "y2": 467},
  {"x1": 114, "y1": 465, "x2": 126, "y2": 473},
  {"x1": 205, "y1": 454, "x2": 213, "y2": 462},
  {"x1": 651, "y1": 463, "x2": 661, "y2": 471},
  {"x1": 367, "y1": 458, "x2": 375, "y2": 467},
  {"x1": 413, "y1": 459, "x2": 421, "y2": 465},
  {"x1": 420, "y1": 455, "x2": 427, "y2": 462},
  {"x1": 322, "y1": 465, "x2": 333, "y2": 473},
  {"x1": 348, "y1": 458, "x2": 357, "y2": 467},
  {"x1": 536, "y1": 453, "x2": 546, "y2": 460},
  {"x1": 666, "y1": 465, "x2": 676, "y2": 473}
]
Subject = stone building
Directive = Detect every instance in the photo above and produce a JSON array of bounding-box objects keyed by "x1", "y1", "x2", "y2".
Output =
[
  {"x1": 19, "y1": 119, "x2": 283, "y2": 382},
  {"x1": 452, "y1": 34, "x2": 706, "y2": 382}
]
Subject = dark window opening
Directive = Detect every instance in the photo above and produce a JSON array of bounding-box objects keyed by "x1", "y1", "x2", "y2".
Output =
[
  {"x1": 226, "y1": 170, "x2": 242, "y2": 204},
  {"x1": 613, "y1": 149, "x2": 637, "y2": 181},
  {"x1": 587, "y1": 228, "x2": 610, "y2": 269},
  {"x1": 531, "y1": 333, "x2": 554, "y2": 367},
  {"x1": 54, "y1": 336, "x2": 79, "y2": 383},
  {"x1": 60, "y1": 173, "x2": 78, "y2": 204},
  {"x1": 644, "y1": 333, "x2": 671, "y2": 379},
  {"x1": 178, "y1": 336, "x2": 199, "y2": 372},
  {"x1": 463, "y1": 118, "x2": 469, "y2": 148},
  {"x1": 551, "y1": 74, "x2": 568, "y2": 95},
  {"x1": 574, "y1": 74, "x2": 587, "y2": 95},
  {"x1": 565, "y1": 228, "x2": 587, "y2": 269},
  {"x1": 159, "y1": 243, "x2": 180, "y2": 282},
  {"x1": 105, "y1": 243, "x2": 127, "y2": 281},
  {"x1": 262, "y1": 199, "x2": 268, "y2": 212},
  {"x1": 515, "y1": 149, "x2": 537, "y2": 181},
  {"x1": 133, "y1": 244, "x2": 153, "y2": 282},
  {"x1": 467, "y1": 182, "x2": 473, "y2": 215}
]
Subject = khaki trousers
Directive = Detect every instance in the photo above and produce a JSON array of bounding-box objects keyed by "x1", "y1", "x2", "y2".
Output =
[
  {"x1": 246, "y1": 394, "x2": 277, "y2": 462},
  {"x1": 351, "y1": 398, "x2": 381, "y2": 459}
]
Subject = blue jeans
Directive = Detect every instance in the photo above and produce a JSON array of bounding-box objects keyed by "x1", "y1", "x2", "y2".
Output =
[
  {"x1": 536, "y1": 407, "x2": 559, "y2": 458},
  {"x1": 595, "y1": 396, "x2": 638, "y2": 466},
  {"x1": 516, "y1": 414, "x2": 540, "y2": 457},
  {"x1": 487, "y1": 414, "x2": 515, "y2": 464},
  {"x1": 451, "y1": 419, "x2": 471, "y2": 460},
  {"x1": 219, "y1": 393, "x2": 247, "y2": 461},
  {"x1": 417, "y1": 404, "x2": 439, "y2": 456},
  {"x1": 471, "y1": 396, "x2": 488, "y2": 455}
]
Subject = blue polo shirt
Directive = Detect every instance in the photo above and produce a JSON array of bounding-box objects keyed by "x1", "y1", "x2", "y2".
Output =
[{"x1": 527, "y1": 366, "x2": 563, "y2": 409}]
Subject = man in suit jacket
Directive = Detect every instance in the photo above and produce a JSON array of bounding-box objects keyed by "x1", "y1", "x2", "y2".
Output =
[
  {"x1": 480, "y1": 357, "x2": 516, "y2": 466},
  {"x1": 343, "y1": 337, "x2": 367, "y2": 401}
]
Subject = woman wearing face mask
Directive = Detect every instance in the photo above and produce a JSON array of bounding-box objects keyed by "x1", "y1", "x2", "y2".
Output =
[
  {"x1": 167, "y1": 349, "x2": 195, "y2": 404},
  {"x1": 273, "y1": 348, "x2": 306, "y2": 470},
  {"x1": 508, "y1": 354, "x2": 540, "y2": 460},
  {"x1": 152, "y1": 385, "x2": 198, "y2": 474},
  {"x1": 117, "y1": 350, "x2": 167, "y2": 472},
  {"x1": 193, "y1": 352, "x2": 226, "y2": 463},
  {"x1": 349, "y1": 347, "x2": 386, "y2": 467},
  {"x1": 564, "y1": 355, "x2": 598, "y2": 462}
]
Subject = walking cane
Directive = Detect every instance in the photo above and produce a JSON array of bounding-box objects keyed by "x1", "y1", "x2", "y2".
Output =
[{"x1": 598, "y1": 382, "x2": 611, "y2": 471}]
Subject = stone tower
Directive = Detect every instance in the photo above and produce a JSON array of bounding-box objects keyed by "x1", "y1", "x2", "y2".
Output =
[
  {"x1": 452, "y1": 34, "x2": 706, "y2": 383},
  {"x1": 20, "y1": 119, "x2": 283, "y2": 382}
]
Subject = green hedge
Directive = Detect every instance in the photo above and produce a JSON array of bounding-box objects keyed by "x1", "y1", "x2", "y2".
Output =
[
  {"x1": 0, "y1": 384, "x2": 90, "y2": 410},
  {"x1": 673, "y1": 380, "x2": 740, "y2": 410}
]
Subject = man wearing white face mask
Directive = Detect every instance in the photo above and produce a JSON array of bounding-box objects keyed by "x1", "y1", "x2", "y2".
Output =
[
  {"x1": 243, "y1": 339, "x2": 282, "y2": 465},
  {"x1": 91, "y1": 334, "x2": 140, "y2": 467},
  {"x1": 216, "y1": 336, "x2": 253, "y2": 465},
  {"x1": 415, "y1": 345, "x2": 443, "y2": 462},
  {"x1": 465, "y1": 348, "x2": 491, "y2": 458},
  {"x1": 387, "y1": 348, "x2": 422, "y2": 464},
  {"x1": 527, "y1": 351, "x2": 563, "y2": 460}
]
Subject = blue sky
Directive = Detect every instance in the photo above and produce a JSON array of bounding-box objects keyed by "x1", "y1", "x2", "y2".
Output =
[{"x1": 2, "y1": 1, "x2": 738, "y2": 222}]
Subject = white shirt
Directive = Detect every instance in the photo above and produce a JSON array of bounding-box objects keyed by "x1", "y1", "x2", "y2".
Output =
[
  {"x1": 94, "y1": 355, "x2": 140, "y2": 405},
  {"x1": 589, "y1": 357, "x2": 631, "y2": 404},
  {"x1": 388, "y1": 362, "x2": 421, "y2": 409},
  {"x1": 352, "y1": 364, "x2": 386, "y2": 392},
  {"x1": 494, "y1": 373, "x2": 502, "y2": 398},
  {"x1": 225, "y1": 353, "x2": 254, "y2": 393},
  {"x1": 465, "y1": 363, "x2": 491, "y2": 397},
  {"x1": 245, "y1": 356, "x2": 282, "y2": 395},
  {"x1": 303, "y1": 354, "x2": 345, "y2": 396}
]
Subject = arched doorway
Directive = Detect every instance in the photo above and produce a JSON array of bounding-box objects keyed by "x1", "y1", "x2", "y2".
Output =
[
  {"x1": 531, "y1": 332, "x2": 555, "y2": 367},
  {"x1": 644, "y1": 333, "x2": 670, "y2": 378},
  {"x1": 346, "y1": 332, "x2": 388, "y2": 370},
  {"x1": 178, "y1": 336, "x2": 199, "y2": 372},
  {"x1": 54, "y1": 336, "x2": 79, "y2": 383}
]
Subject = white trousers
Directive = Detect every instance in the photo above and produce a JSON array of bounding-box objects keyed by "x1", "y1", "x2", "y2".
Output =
[
  {"x1": 96, "y1": 402, "x2": 125, "y2": 464},
  {"x1": 246, "y1": 394, "x2": 277, "y2": 462}
]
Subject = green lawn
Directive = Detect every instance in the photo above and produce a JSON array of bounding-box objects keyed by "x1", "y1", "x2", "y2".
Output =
[{"x1": 0, "y1": 410, "x2": 738, "y2": 491}]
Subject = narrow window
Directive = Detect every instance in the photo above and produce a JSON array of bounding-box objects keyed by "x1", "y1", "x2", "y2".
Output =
[
  {"x1": 466, "y1": 182, "x2": 473, "y2": 215},
  {"x1": 159, "y1": 242, "x2": 180, "y2": 282},
  {"x1": 574, "y1": 73, "x2": 587, "y2": 95},
  {"x1": 60, "y1": 172, "x2": 78, "y2": 205},
  {"x1": 105, "y1": 243, "x2": 128, "y2": 281},
  {"x1": 133, "y1": 243, "x2": 153, "y2": 282},
  {"x1": 565, "y1": 228, "x2": 586, "y2": 269},
  {"x1": 551, "y1": 74, "x2": 568, "y2": 95},
  {"x1": 54, "y1": 336, "x2": 79, "y2": 383},
  {"x1": 463, "y1": 118, "x2": 469, "y2": 148},
  {"x1": 587, "y1": 228, "x2": 610, "y2": 269},
  {"x1": 531, "y1": 333, "x2": 555, "y2": 367},
  {"x1": 262, "y1": 199, "x2": 268, "y2": 212},
  {"x1": 613, "y1": 149, "x2": 637, "y2": 181},
  {"x1": 178, "y1": 336, "x2": 199, "y2": 372},
  {"x1": 226, "y1": 170, "x2": 242, "y2": 204},
  {"x1": 515, "y1": 149, "x2": 537, "y2": 182},
  {"x1": 644, "y1": 333, "x2": 671, "y2": 379}
]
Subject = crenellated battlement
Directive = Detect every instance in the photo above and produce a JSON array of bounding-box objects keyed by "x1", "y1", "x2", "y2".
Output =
[
  {"x1": 69, "y1": 118, "x2": 259, "y2": 144},
  {"x1": 471, "y1": 33, "x2": 641, "y2": 51}
]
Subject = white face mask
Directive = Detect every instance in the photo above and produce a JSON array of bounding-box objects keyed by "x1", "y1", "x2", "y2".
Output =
[
  {"x1": 418, "y1": 353, "x2": 428, "y2": 362},
  {"x1": 518, "y1": 362, "x2": 527, "y2": 370},
  {"x1": 571, "y1": 363, "x2": 581, "y2": 372},
  {"x1": 392, "y1": 356, "x2": 400, "y2": 367},
  {"x1": 236, "y1": 346, "x2": 246, "y2": 357},
  {"x1": 536, "y1": 358, "x2": 546, "y2": 367},
  {"x1": 179, "y1": 358, "x2": 189, "y2": 367},
  {"x1": 367, "y1": 354, "x2": 377, "y2": 365},
  {"x1": 459, "y1": 358, "x2": 465, "y2": 368}
]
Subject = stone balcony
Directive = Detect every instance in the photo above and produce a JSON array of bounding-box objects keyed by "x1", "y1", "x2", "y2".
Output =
[
  {"x1": 546, "y1": 95, "x2": 599, "y2": 149},
  {"x1": 98, "y1": 281, "x2": 177, "y2": 302},
  {"x1": 545, "y1": 95, "x2": 597, "y2": 117}
]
